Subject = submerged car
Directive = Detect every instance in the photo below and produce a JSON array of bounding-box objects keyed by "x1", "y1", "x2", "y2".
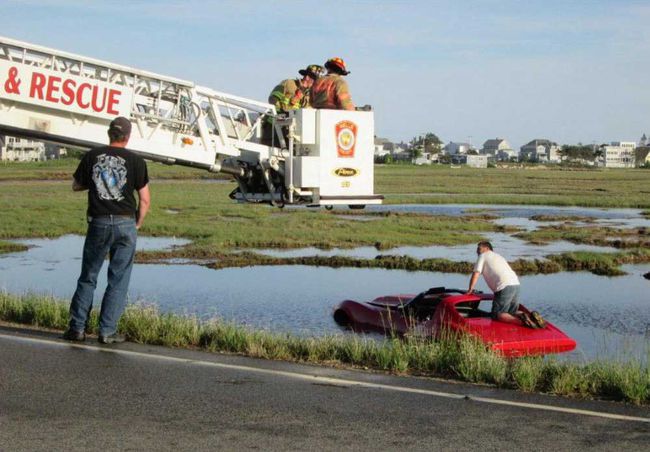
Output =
[{"x1": 333, "y1": 287, "x2": 576, "y2": 357}]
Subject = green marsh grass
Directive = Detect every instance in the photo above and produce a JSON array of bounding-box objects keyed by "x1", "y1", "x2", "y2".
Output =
[
  {"x1": 515, "y1": 224, "x2": 650, "y2": 249},
  {"x1": 2, "y1": 162, "x2": 648, "y2": 265},
  {"x1": 376, "y1": 165, "x2": 650, "y2": 208},
  {"x1": 5, "y1": 160, "x2": 650, "y2": 209},
  {"x1": 0, "y1": 179, "x2": 501, "y2": 248},
  {"x1": 1, "y1": 292, "x2": 648, "y2": 404},
  {"x1": 0, "y1": 240, "x2": 28, "y2": 254},
  {"x1": 137, "y1": 249, "x2": 644, "y2": 277}
]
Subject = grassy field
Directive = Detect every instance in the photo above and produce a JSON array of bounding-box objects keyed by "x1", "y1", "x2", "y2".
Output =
[
  {"x1": 3, "y1": 159, "x2": 650, "y2": 207},
  {"x1": 0, "y1": 179, "x2": 502, "y2": 249},
  {"x1": 1, "y1": 292, "x2": 648, "y2": 405},
  {"x1": 376, "y1": 165, "x2": 650, "y2": 208}
]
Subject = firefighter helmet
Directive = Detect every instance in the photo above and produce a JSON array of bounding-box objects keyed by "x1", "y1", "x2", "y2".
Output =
[
  {"x1": 299, "y1": 64, "x2": 324, "y2": 80},
  {"x1": 325, "y1": 57, "x2": 350, "y2": 75}
]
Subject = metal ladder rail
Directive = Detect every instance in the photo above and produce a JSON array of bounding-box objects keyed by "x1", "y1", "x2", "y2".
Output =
[{"x1": 0, "y1": 35, "x2": 283, "y2": 168}]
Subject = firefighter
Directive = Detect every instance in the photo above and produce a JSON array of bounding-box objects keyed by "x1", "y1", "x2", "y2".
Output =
[
  {"x1": 268, "y1": 64, "x2": 323, "y2": 113},
  {"x1": 310, "y1": 57, "x2": 355, "y2": 111},
  {"x1": 263, "y1": 65, "x2": 323, "y2": 146}
]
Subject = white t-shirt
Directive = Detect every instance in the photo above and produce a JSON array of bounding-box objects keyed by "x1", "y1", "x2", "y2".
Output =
[{"x1": 473, "y1": 250, "x2": 520, "y2": 292}]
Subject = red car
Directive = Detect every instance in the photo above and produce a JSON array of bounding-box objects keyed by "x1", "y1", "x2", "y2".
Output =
[{"x1": 333, "y1": 287, "x2": 576, "y2": 357}]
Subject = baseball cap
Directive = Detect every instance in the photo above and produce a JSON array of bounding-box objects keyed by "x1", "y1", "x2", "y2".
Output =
[{"x1": 109, "y1": 116, "x2": 132, "y2": 136}]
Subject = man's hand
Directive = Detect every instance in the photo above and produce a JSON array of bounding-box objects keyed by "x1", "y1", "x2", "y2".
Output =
[{"x1": 467, "y1": 272, "x2": 480, "y2": 295}]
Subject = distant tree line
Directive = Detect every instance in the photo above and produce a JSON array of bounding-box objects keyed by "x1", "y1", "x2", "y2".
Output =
[
  {"x1": 559, "y1": 144, "x2": 598, "y2": 161},
  {"x1": 409, "y1": 132, "x2": 443, "y2": 158}
]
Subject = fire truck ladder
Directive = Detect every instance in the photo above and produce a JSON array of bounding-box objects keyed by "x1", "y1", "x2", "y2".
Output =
[{"x1": 0, "y1": 35, "x2": 290, "y2": 204}]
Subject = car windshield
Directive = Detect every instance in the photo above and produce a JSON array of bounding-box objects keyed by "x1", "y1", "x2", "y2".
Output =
[{"x1": 406, "y1": 287, "x2": 466, "y2": 306}]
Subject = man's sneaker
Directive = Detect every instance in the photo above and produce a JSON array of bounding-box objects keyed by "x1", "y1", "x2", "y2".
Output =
[
  {"x1": 530, "y1": 311, "x2": 547, "y2": 329},
  {"x1": 98, "y1": 333, "x2": 126, "y2": 344},
  {"x1": 62, "y1": 329, "x2": 86, "y2": 342},
  {"x1": 519, "y1": 313, "x2": 537, "y2": 329}
]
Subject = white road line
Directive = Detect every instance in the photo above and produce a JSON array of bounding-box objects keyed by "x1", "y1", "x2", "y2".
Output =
[{"x1": 2, "y1": 332, "x2": 649, "y2": 424}]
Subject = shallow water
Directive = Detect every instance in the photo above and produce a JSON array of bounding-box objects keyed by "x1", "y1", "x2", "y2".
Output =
[
  {"x1": 335, "y1": 203, "x2": 650, "y2": 231},
  {"x1": 362, "y1": 203, "x2": 647, "y2": 220},
  {"x1": 249, "y1": 232, "x2": 618, "y2": 261},
  {"x1": 1, "y1": 235, "x2": 648, "y2": 362}
]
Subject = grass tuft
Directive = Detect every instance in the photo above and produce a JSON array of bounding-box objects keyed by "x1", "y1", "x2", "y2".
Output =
[{"x1": 0, "y1": 240, "x2": 29, "y2": 255}]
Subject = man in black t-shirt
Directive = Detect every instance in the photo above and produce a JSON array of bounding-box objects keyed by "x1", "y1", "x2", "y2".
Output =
[{"x1": 64, "y1": 117, "x2": 150, "y2": 344}]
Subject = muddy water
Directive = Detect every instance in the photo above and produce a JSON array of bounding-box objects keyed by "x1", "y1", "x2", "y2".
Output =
[{"x1": 1, "y1": 235, "x2": 648, "y2": 362}]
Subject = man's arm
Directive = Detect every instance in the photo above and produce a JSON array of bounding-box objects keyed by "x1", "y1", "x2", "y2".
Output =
[
  {"x1": 467, "y1": 271, "x2": 480, "y2": 294},
  {"x1": 136, "y1": 184, "x2": 150, "y2": 230},
  {"x1": 72, "y1": 178, "x2": 87, "y2": 191}
]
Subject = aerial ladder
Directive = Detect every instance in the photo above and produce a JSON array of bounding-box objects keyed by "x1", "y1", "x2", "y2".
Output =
[{"x1": 0, "y1": 35, "x2": 383, "y2": 208}]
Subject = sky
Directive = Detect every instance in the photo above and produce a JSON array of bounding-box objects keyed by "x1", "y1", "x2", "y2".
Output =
[{"x1": 1, "y1": 0, "x2": 649, "y2": 150}]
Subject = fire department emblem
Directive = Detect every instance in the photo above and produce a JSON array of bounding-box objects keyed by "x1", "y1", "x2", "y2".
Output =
[{"x1": 335, "y1": 120, "x2": 357, "y2": 158}]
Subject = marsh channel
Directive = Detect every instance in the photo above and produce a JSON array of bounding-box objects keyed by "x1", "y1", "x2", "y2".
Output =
[{"x1": 2, "y1": 204, "x2": 648, "y2": 363}]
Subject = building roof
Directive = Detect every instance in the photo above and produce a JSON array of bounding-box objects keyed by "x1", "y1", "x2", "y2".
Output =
[
  {"x1": 446, "y1": 142, "x2": 471, "y2": 147},
  {"x1": 523, "y1": 139, "x2": 557, "y2": 147},
  {"x1": 483, "y1": 138, "x2": 505, "y2": 147}
]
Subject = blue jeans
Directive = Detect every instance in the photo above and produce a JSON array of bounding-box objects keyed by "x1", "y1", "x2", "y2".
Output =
[{"x1": 69, "y1": 215, "x2": 137, "y2": 336}]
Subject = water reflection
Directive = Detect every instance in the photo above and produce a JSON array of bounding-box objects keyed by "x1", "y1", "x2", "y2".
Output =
[{"x1": 1, "y1": 235, "x2": 648, "y2": 362}]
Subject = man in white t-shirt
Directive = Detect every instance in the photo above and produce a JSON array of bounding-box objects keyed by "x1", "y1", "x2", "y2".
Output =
[{"x1": 467, "y1": 241, "x2": 544, "y2": 328}]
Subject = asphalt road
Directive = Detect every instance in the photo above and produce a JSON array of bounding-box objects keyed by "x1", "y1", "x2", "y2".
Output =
[{"x1": 0, "y1": 326, "x2": 648, "y2": 451}]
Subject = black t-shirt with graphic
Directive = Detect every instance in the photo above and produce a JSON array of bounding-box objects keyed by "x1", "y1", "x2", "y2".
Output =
[{"x1": 73, "y1": 146, "x2": 149, "y2": 217}]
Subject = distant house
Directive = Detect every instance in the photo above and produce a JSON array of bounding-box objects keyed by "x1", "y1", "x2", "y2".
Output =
[
  {"x1": 449, "y1": 154, "x2": 488, "y2": 168},
  {"x1": 443, "y1": 141, "x2": 473, "y2": 155},
  {"x1": 44, "y1": 142, "x2": 67, "y2": 160},
  {"x1": 481, "y1": 138, "x2": 514, "y2": 161},
  {"x1": 0, "y1": 135, "x2": 46, "y2": 162},
  {"x1": 600, "y1": 141, "x2": 636, "y2": 168},
  {"x1": 520, "y1": 139, "x2": 560, "y2": 163},
  {"x1": 414, "y1": 152, "x2": 439, "y2": 165},
  {"x1": 374, "y1": 137, "x2": 391, "y2": 158},
  {"x1": 391, "y1": 147, "x2": 412, "y2": 162},
  {"x1": 466, "y1": 154, "x2": 488, "y2": 168}
]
